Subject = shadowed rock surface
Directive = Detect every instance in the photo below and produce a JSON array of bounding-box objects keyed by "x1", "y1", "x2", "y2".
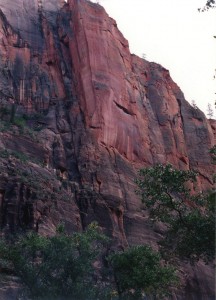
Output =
[{"x1": 0, "y1": 0, "x2": 215, "y2": 298}]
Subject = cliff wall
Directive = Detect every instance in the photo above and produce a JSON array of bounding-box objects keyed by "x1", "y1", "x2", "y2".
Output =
[{"x1": 0, "y1": 0, "x2": 215, "y2": 298}]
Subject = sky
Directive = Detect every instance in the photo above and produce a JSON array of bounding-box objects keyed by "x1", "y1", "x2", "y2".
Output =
[{"x1": 90, "y1": 0, "x2": 216, "y2": 118}]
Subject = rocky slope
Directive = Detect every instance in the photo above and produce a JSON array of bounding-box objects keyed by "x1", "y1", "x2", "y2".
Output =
[{"x1": 0, "y1": 0, "x2": 215, "y2": 298}]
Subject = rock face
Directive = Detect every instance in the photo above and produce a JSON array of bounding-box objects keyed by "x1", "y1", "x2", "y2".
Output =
[{"x1": 0, "y1": 0, "x2": 215, "y2": 298}]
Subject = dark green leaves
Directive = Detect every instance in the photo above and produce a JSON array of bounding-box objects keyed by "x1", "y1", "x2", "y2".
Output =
[
  {"x1": 109, "y1": 245, "x2": 178, "y2": 299},
  {"x1": 136, "y1": 164, "x2": 197, "y2": 224},
  {"x1": 199, "y1": 0, "x2": 216, "y2": 11},
  {"x1": 0, "y1": 223, "x2": 109, "y2": 299},
  {"x1": 136, "y1": 164, "x2": 215, "y2": 263}
]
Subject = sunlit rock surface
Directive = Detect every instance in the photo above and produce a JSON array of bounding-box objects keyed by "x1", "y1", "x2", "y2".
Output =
[{"x1": 0, "y1": 0, "x2": 215, "y2": 298}]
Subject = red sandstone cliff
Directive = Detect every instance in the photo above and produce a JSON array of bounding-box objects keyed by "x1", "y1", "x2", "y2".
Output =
[{"x1": 0, "y1": 0, "x2": 215, "y2": 298}]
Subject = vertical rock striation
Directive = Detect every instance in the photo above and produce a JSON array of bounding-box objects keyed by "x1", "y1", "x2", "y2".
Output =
[{"x1": 0, "y1": 0, "x2": 214, "y2": 298}]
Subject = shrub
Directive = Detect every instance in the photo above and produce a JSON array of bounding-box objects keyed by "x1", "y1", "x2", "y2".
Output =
[
  {"x1": 109, "y1": 245, "x2": 178, "y2": 299},
  {"x1": 0, "y1": 223, "x2": 109, "y2": 299}
]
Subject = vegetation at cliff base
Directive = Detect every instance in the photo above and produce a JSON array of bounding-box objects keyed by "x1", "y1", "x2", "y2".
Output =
[
  {"x1": 1, "y1": 159, "x2": 215, "y2": 299},
  {"x1": 0, "y1": 222, "x2": 178, "y2": 300},
  {"x1": 0, "y1": 223, "x2": 109, "y2": 299},
  {"x1": 136, "y1": 163, "x2": 215, "y2": 264},
  {"x1": 109, "y1": 245, "x2": 178, "y2": 299}
]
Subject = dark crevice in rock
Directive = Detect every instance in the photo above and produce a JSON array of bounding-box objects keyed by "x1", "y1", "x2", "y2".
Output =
[
  {"x1": 114, "y1": 100, "x2": 133, "y2": 116},
  {"x1": 0, "y1": 1, "x2": 214, "y2": 298},
  {"x1": 176, "y1": 98, "x2": 185, "y2": 128}
]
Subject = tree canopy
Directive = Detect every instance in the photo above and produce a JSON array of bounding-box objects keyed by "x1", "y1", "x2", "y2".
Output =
[
  {"x1": 199, "y1": 0, "x2": 216, "y2": 11},
  {"x1": 136, "y1": 163, "x2": 215, "y2": 264},
  {"x1": 0, "y1": 223, "x2": 109, "y2": 299},
  {"x1": 0, "y1": 222, "x2": 179, "y2": 300},
  {"x1": 109, "y1": 245, "x2": 178, "y2": 299}
]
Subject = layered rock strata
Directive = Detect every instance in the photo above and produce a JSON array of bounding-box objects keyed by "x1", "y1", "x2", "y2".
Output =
[{"x1": 0, "y1": 0, "x2": 215, "y2": 298}]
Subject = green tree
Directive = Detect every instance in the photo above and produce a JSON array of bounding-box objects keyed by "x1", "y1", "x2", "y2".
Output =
[
  {"x1": 199, "y1": 0, "x2": 216, "y2": 11},
  {"x1": 0, "y1": 223, "x2": 109, "y2": 299},
  {"x1": 0, "y1": 224, "x2": 180, "y2": 300},
  {"x1": 205, "y1": 0, "x2": 216, "y2": 8},
  {"x1": 208, "y1": 145, "x2": 216, "y2": 201},
  {"x1": 209, "y1": 145, "x2": 216, "y2": 163},
  {"x1": 109, "y1": 245, "x2": 178, "y2": 299},
  {"x1": 136, "y1": 164, "x2": 215, "y2": 263}
]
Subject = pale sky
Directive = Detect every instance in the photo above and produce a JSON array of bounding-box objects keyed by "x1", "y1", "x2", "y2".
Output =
[{"x1": 91, "y1": 0, "x2": 216, "y2": 118}]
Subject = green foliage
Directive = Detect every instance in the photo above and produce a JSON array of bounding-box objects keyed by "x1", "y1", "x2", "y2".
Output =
[
  {"x1": 209, "y1": 145, "x2": 216, "y2": 164},
  {"x1": 13, "y1": 116, "x2": 26, "y2": 128},
  {"x1": 209, "y1": 146, "x2": 216, "y2": 202},
  {"x1": 0, "y1": 151, "x2": 72, "y2": 206},
  {"x1": 0, "y1": 149, "x2": 32, "y2": 163},
  {"x1": 0, "y1": 120, "x2": 12, "y2": 132},
  {"x1": 205, "y1": 0, "x2": 216, "y2": 9},
  {"x1": 136, "y1": 164, "x2": 215, "y2": 263},
  {"x1": 0, "y1": 149, "x2": 10, "y2": 159},
  {"x1": 109, "y1": 245, "x2": 178, "y2": 299},
  {"x1": 0, "y1": 103, "x2": 41, "y2": 139},
  {"x1": 160, "y1": 209, "x2": 215, "y2": 263},
  {"x1": 0, "y1": 222, "x2": 179, "y2": 300},
  {"x1": 0, "y1": 223, "x2": 109, "y2": 300},
  {"x1": 136, "y1": 164, "x2": 197, "y2": 223},
  {"x1": 199, "y1": 0, "x2": 216, "y2": 11}
]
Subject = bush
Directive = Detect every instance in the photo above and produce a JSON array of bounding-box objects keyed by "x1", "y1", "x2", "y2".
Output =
[
  {"x1": 109, "y1": 245, "x2": 178, "y2": 299},
  {"x1": 136, "y1": 164, "x2": 215, "y2": 263},
  {"x1": 0, "y1": 223, "x2": 109, "y2": 299}
]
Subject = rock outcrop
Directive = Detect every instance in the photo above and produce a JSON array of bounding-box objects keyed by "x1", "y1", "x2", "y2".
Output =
[{"x1": 0, "y1": 0, "x2": 215, "y2": 298}]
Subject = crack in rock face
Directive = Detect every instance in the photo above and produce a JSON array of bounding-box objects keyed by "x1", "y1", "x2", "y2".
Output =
[{"x1": 0, "y1": 0, "x2": 215, "y2": 299}]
